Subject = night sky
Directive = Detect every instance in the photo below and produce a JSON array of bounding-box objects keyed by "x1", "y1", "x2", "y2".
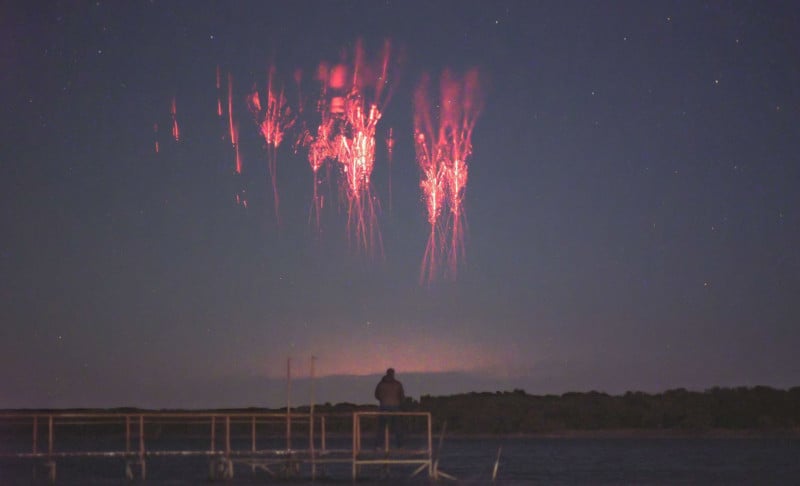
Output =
[{"x1": 2, "y1": 1, "x2": 799, "y2": 409}]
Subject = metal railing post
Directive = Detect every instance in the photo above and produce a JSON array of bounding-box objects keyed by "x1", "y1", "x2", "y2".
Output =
[
  {"x1": 251, "y1": 415, "x2": 256, "y2": 452},
  {"x1": 47, "y1": 415, "x2": 53, "y2": 456},
  {"x1": 321, "y1": 416, "x2": 327, "y2": 453},
  {"x1": 427, "y1": 413, "x2": 433, "y2": 477},
  {"x1": 125, "y1": 415, "x2": 131, "y2": 453},
  {"x1": 310, "y1": 414, "x2": 317, "y2": 479},
  {"x1": 225, "y1": 415, "x2": 231, "y2": 456},
  {"x1": 211, "y1": 416, "x2": 216, "y2": 453},
  {"x1": 138, "y1": 415, "x2": 146, "y2": 479},
  {"x1": 32, "y1": 416, "x2": 37, "y2": 455},
  {"x1": 384, "y1": 418, "x2": 389, "y2": 452},
  {"x1": 352, "y1": 413, "x2": 358, "y2": 480}
]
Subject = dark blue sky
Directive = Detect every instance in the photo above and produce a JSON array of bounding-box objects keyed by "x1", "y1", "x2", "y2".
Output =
[{"x1": 2, "y1": 0, "x2": 798, "y2": 408}]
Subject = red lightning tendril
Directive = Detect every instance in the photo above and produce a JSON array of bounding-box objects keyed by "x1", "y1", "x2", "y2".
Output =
[
  {"x1": 151, "y1": 41, "x2": 485, "y2": 286},
  {"x1": 305, "y1": 117, "x2": 329, "y2": 235},
  {"x1": 298, "y1": 61, "x2": 336, "y2": 235},
  {"x1": 224, "y1": 72, "x2": 246, "y2": 207},
  {"x1": 299, "y1": 39, "x2": 393, "y2": 254},
  {"x1": 414, "y1": 69, "x2": 483, "y2": 284},
  {"x1": 215, "y1": 65, "x2": 223, "y2": 117},
  {"x1": 386, "y1": 127, "x2": 394, "y2": 213},
  {"x1": 227, "y1": 73, "x2": 236, "y2": 149},
  {"x1": 344, "y1": 40, "x2": 392, "y2": 256},
  {"x1": 169, "y1": 96, "x2": 180, "y2": 142},
  {"x1": 247, "y1": 64, "x2": 296, "y2": 224}
]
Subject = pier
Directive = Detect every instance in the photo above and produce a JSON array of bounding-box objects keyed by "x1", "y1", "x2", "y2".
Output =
[{"x1": 0, "y1": 410, "x2": 441, "y2": 482}]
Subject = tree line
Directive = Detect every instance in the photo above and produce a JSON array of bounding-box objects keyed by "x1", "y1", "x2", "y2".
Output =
[
  {"x1": 407, "y1": 386, "x2": 800, "y2": 434},
  {"x1": 15, "y1": 386, "x2": 797, "y2": 436}
]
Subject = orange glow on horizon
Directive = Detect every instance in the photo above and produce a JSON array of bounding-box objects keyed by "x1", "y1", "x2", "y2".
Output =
[{"x1": 255, "y1": 332, "x2": 519, "y2": 380}]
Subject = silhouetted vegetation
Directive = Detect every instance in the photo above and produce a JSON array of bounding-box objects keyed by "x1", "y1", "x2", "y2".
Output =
[
  {"x1": 5, "y1": 387, "x2": 799, "y2": 437},
  {"x1": 282, "y1": 386, "x2": 800, "y2": 435},
  {"x1": 410, "y1": 386, "x2": 800, "y2": 434}
]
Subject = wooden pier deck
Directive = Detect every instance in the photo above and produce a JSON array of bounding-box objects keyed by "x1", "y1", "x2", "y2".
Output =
[{"x1": 0, "y1": 410, "x2": 440, "y2": 482}]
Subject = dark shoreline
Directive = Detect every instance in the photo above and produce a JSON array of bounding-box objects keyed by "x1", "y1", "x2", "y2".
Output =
[
  {"x1": 445, "y1": 428, "x2": 800, "y2": 439},
  {"x1": 4, "y1": 386, "x2": 800, "y2": 438},
  {"x1": 3, "y1": 409, "x2": 798, "y2": 440}
]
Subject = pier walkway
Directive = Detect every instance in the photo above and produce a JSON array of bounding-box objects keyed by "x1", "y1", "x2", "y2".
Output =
[{"x1": 0, "y1": 410, "x2": 440, "y2": 482}]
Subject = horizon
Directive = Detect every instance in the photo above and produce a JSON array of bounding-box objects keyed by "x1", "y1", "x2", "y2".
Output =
[{"x1": 3, "y1": 367, "x2": 796, "y2": 410}]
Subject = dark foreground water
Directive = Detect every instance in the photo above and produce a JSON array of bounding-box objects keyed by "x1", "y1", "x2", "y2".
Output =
[{"x1": 2, "y1": 437, "x2": 799, "y2": 485}]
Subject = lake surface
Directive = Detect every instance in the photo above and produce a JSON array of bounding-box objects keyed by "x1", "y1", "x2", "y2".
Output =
[{"x1": 2, "y1": 436, "x2": 798, "y2": 484}]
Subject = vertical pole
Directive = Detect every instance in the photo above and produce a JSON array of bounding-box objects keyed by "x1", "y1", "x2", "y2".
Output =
[
  {"x1": 251, "y1": 415, "x2": 256, "y2": 474},
  {"x1": 251, "y1": 416, "x2": 256, "y2": 453},
  {"x1": 384, "y1": 419, "x2": 389, "y2": 452},
  {"x1": 225, "y1": 415, "x2": 231, "y2": 456},
  {"x1": 492, "y1": 446, "x2": 502, "y2": 481},
  {"x1": 354, "y1": 413, "x2": 360, "y2": 453},
  {"x1": 310, "y1": 356, "x2": 316, "y2": 479},
  {"x1": 211, "y1": 416, "x2": 216, "y2": 453},
  {"x1": 139, "y1": 415, "x2": 146, "y2": 480},
  {"x1": 46, "y1": 414, "x2": 56, "y2": 482},
  {"x1": 427, "y1": 413, "x2": 433, "y2": 477},
  {"x1": 351, "y1": 413, "x2": 358, "y2": 480},
  {"x1": 286, "y1": 357, "x2": 291, "y2": 452},
  {"x1": 433, "y1": 419, "x2": 447, "y2": 478},
  {"x1": 427, "y1": 413, "x2": 433, "y2": 455},
  {"x1": 47, "y1": 415, "x2": 53, "y2": 456},
  {"x1": 125, "y1": 416, "x2": 131, "y2": 454},
  {"x1": 138, "y1": 416, "x2": 145, "y2": 457},
  {"x1": 321, "y1": 416, "x2": 327, "y2": 453},
  {"x1": 32, "y1": 416, "x2": 37, "y2": 454}
]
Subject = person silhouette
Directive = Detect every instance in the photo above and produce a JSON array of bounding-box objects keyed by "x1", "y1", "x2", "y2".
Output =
[{"x1": 374, "y1": 368, "x2": 405, "y2": 448}]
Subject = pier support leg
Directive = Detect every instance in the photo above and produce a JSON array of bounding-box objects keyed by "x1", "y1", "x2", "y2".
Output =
[
  {"x1": 209, "y1": 457, "x2": 234, "y2": 480},
  {"x1": 279, "y1": 457, "x2": 300, "y2": 479},
  {"x1": 32, "y1": 460, "x2": 56, "y2": 483},
  {"x1": 125, "y1": 459, "x2": 147, "y2": 481},
  {"x1": 225, "y1": 458, "x2": 234, "y2": 479},
  {"x1": 32, "y1": 460, "x2": 57, "y2": 483},
  {"x1": 33, "y1": 460, "x2": 56, "y2": 484},
  {"x1": 125, "y1": 459, "x2": 146, "y2": 480}
]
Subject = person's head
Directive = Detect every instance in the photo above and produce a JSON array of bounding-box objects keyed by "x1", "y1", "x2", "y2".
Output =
[{"x1": 386, "y1": 368, "x2": 395, "y2": 377}]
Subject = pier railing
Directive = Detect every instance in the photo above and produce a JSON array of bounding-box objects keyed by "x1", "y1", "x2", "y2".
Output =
[
  {"x1": 0, "y1": 410, "x2": 436, "y2": 482},
  {"x1": 352, "y1": 411, "x2": 433, "y2": 479}
]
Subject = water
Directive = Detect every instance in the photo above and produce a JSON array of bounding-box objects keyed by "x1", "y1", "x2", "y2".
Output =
[
  {"x1": 439, "y1": 437, "x2": 800, "y2": 484},
  {"x1": 2, "y1": 437, "x2": 798, "y2": 484}
]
